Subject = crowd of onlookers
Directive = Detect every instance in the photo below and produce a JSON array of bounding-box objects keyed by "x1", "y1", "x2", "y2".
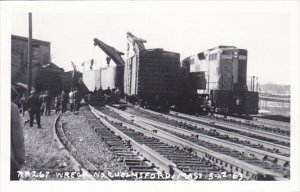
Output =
[
  {"x1": 18, "y1": 87, "x2": 83, "y2": 128},
  {"x1": 10, "y1": 86, "x2": 84, "y2": 180},
  {"x1": 90, "y1": 86, "x2": 123, "y2": 104},
  {"x1": 10, "y1": 85, "x2": 123, "y2": 180},
  {"x1": 54, "y1": 87, "x2": 82, "y2": 114},
  {"x1": 17, "y1": 86, "x2": 124, "y2": 131}
]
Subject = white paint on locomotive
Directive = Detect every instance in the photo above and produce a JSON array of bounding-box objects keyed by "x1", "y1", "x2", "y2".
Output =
[{"x1": 187, "y1": 46, "x2": 248, "y2": 93}]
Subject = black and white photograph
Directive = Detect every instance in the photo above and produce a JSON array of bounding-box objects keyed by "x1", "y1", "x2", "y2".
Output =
[{"x1": 1, "y1": 1, "x2": 299, "y2": 192}]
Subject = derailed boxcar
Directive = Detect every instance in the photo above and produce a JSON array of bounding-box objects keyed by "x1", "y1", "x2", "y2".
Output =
[{"x1": 124, "y1": 49, "x2": 180, "y2": 111}]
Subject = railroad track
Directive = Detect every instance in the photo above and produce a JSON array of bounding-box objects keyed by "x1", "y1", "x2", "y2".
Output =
[
  {"x1": 53, "y1": 114, "x2": 100, "y2": 180},
  {"x1": 106, "y1": 105, "x2": 290, "y2": 177},
  {"x1": 91, "y1": 106, "x2": 238, "y2": 180},
  {"x1": 115, "y1": 106, "x2": 290, "y2": 158},
  {"x1": 168, "y1": 112, "x2": 290, "y2": 146},
  {"x1": 254, "y1": 117, "x2": 290, "y2": 130},
  {"x1": 170, "y1": 111, "x2": 290, "y2": 139},
  {"x1": 212, "y1": 113, "x2": 290, "y2": 132},
  {"x1": 84, "y1": 109, "x2": 176, "y2": 180},
  {"x1": 92, "y1": 105, "x2": 289, "y2": 180}
]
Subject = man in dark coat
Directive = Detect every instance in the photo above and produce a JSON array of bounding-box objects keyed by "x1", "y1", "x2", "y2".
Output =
[
  {"x1": 44, "y1": 91, "x2": 52, "y2": 116},
  {"x1": 55, "y1": 95, "x2": 61, "y2": 114},
  {"x1": 39, "y1": 91, "x2": 45, "y2": 116},
  {"x1": 74, "y1": 88, "x2": 81, "y2": 112},
  {"x1": 61, "y1": 91, "x2": 68, "y2": 114},
  {"x1": 26, "y1": 90, "x2": 42, "y2": 128},
  {"x1": 114, "y1": 87, "x2": 122, "y2": 104}
]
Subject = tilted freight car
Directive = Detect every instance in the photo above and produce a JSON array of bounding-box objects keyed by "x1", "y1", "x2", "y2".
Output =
[
  {"x1": 93, "y1": 33, "x2": 181, "y2": 111},
  {"x1": 124, "y1": 33, "x2": 181, "y2": 111},
  {"x1": 181, "y1": 46, "x2": 259, "y2": 115},
  {"x1": 124, "y1": 48, "x2": 181, "y2": 111}
]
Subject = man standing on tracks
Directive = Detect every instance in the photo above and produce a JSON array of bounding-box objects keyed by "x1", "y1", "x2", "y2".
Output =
[
  {"x1": 61, "y1": 90, "x2": 68, "y2": 114},
  {"x1": 74, "y1": 87, "x2": 82, "y2": 113},
  {"x1": 39, "y1": 91, "x2": 46, "y2": 116},
  {"x1": 26, "y1": 90, "x2": 42, "y2": 129},
  {"x1": 55, "y1": 94, "x2": 61, "y2": 114},
  {"x1": 69, "y1": 88, "x2": 75, "y2": 112},
  {"x1": 44, "y1": 91, "x2": 52, "y2": 116},
  {"x1": 105, "y1": 87, "x2": 113, "y2": 103},
  {"x1": 97, "y1": 86, "x2": 104, "y2": 96},
  {"x1": 114, "y1": 87, "x2": 122, "y2": 104}
]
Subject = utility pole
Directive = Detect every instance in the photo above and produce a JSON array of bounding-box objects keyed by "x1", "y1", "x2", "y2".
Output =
[
  {"x1": 256, "y1": 76, "x2": 259, "y2": 92},
  {"x1": 251, "y1": 76, "x2": 255, "y2": 92},
  {"x1": 27, "y1": 12, "x2": 33, "y2": 95}
]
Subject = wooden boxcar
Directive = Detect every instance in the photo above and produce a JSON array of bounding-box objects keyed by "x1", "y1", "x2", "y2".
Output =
[{"x1": 124, "y1": 49, "x2": 180, "y2": 110}]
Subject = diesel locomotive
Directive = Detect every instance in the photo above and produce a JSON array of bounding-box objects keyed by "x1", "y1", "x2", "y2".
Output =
[{"x1": 179, "y1": 46, "x2": 259, "y2": 115}]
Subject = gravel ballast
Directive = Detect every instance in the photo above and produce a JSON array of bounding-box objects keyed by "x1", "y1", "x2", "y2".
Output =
[{"x1": 60, "y1": 107, "x2": 129, "y2": 179}]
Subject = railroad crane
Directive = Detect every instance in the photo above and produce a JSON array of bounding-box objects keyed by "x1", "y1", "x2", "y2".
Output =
[
  {"x1": 93, "y1": 38, "x2": 125, "y2": 66},
  {"x1": 124, "y1": 32, "x2": 180, "y2": 111},
  {"x1": 93, "y1": 38, "x2": 125, "y2": 91},
  {"x1": 126, "y1": 32, "x2": 147, "y2": 55}
]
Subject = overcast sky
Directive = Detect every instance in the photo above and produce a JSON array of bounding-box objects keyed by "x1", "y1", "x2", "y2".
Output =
[{"x1": 8, "y1": 1, "x2": 297, "y2": 85}]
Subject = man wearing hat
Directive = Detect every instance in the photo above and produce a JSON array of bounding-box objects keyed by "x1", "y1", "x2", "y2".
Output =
[{"x1": 26, "y1": 90, "x2": 43, "y2": 128}]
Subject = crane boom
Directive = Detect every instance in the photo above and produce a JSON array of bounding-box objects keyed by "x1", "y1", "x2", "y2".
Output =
[
  {"x1": 93, "y1": 38, "x2": 125, "y2": 66},
  {"x1": 126, "y1": 32, "x2": 146, "y2": 54}
]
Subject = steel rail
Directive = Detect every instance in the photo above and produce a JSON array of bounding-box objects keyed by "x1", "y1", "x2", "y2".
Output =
[
  {"x1": 53, "y1": 114, "x2": 97, "y2": 180},
  {"x1": 254, "y1": 117, "x2": 290, "y2": 129},
  {"x1": 110, "y1": 106, "x2": 289, "y2": 156},
  {"x1": 107, "y1": 106, "x2": 290, "y2": 168},
  {"x1": 168, "y1": 111, "x2": 289, "y2": 143},
  {"x1": 138, "y1": 107, "x2": 289, "y2": 142},
  {"x1": 89, "y1": 105, "x2": 188, "y2": 180},
  {"x1": 213, "y1": 113, "x2": 290, "y2": 130},
  {"x1": 93, "y1": 106, "x2": 287, "y2": 180}
]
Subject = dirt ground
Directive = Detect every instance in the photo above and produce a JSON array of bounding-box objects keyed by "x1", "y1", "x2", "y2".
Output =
[{"x1": 19, "y1": 111, "x2": 82, "y2": 180}]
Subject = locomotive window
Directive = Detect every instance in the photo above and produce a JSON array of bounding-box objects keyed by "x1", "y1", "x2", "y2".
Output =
[
  {"x1": 221, "y1": 54, "x2": 233, "y2": 60},
  {"x1": 239, "y1": 55, "x2": 247, "y2": 60},
  {"x1": 197, "y1": 52, "x2": 206, "y2": 60},
  {"x1": 190, "y1": 58, "x2": 195, "y2": 64},
  {"x1": 209, "y1": 53, "x2": 217, "y2": 60}
]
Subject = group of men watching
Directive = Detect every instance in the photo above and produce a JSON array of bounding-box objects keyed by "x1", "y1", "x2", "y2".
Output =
[
  {"x1": 10, "y1": 87, "x2": 83, "y2": 180},
  {"x1": 18, "y1": 87, "x2": 82, "y2": 129},
  {"x1": 54, "y1": 87, "x2": 82, "y2": 114},
  {"x1": 92, "y1": 86, "x2": 122, "y2": 104},
  {"x1": 19, "y1": 90, "x2": 51, "y2": 129}
]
